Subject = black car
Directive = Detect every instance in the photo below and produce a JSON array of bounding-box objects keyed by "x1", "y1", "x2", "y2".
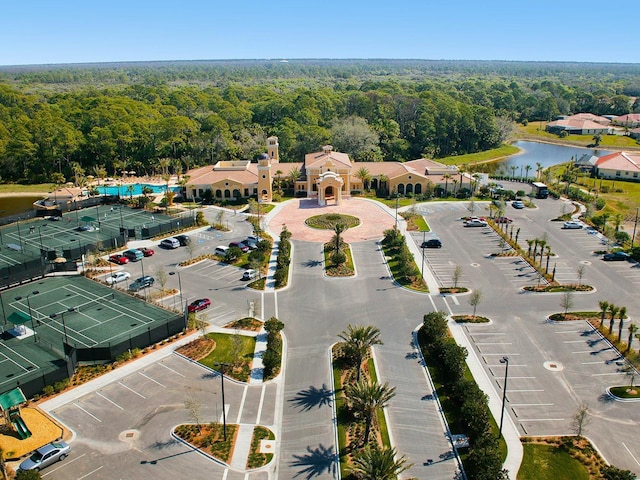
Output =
[
  {"x1": 603, "y1": 251, "x2": 630, "y2": 262},
  {"x1": 175, "y1": 234, "x2": 191, "y2": 246},
  {"x1": 421, "y1": 239, "x2": 442, "y2": 248},
  {"x1": 128, "y1": 276, "x2": 155, "y2": 291}
]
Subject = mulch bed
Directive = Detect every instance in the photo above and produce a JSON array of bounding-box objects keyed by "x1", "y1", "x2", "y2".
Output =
[{"x1": 175, "y1": 337, "x2": 217, "y2": 360}]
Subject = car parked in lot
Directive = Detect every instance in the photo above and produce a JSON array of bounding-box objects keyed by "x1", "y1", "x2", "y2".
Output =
[
  {"x1": 105, "y1": 271, "x2": 131, "y2": 285},
  {"x1": 138, "y1": 247, "x2": 155, "y2": 257},
  {"x1": 175, "y1": 234, "x2": 191, "y2": 246},
  {"x1": 123, "y1": 248, "x2": 144, "y2": 262},
  {"x1": 603, "y1": 251, "x2": 631, "y2": 262},
  {"x1": 511, "y1": 200, "x2": 525, "y2": 209},
  {"x1": 128, "y1": 275, "x2": 155, "y2": 291},
  {"x1": 160, "y1": 237, "x2": 180, "y2": 249},
  {"x1": 109, "y1": 254, "x2": 129, "y2": 265},
  {"x1": 188, "y1": 298, "x2": 211, "y2": 312},
  {"x1": 464, "y1": 219, "x2": 488, "y2": 227},
  {"x1": 562, "y1": 221, "x2": 583, "y2": 229},
  {"x1": 18, "y1": 441, "x2": 70, "y2": 472},
  {"x1": 242, "y1": 269, "x2": 257, "y2": 280},
  {"x1": 229, "y1": 241, "x2": 249, "y2": 253},
  {"x1": 494, "y1": 216, "x2": 513, "y2": 224},
  {"x1": 421, "y1": 239, "x2": 442, "y2": 248}
]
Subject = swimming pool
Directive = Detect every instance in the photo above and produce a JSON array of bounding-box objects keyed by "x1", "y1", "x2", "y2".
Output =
[{"x1": 96, "y1": 183, "x2": 181, "y2": 196}]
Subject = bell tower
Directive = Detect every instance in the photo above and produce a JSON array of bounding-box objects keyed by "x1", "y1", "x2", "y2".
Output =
[
  {"x1": 267, "y1": 136, "x2": 279, "y2": 161},
  {"x1": 257, "y1": 152, "x2": 272, "y2": 202}
]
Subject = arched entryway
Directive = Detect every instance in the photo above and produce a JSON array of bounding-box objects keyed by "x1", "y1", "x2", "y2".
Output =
[{"x1": 316, "y1": 172, "x2": 344, "y2": 206}]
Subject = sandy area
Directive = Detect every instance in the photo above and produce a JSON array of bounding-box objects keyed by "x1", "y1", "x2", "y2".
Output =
[{"x1": 0, "y1": 407, "x2": 64, "y2": 460}]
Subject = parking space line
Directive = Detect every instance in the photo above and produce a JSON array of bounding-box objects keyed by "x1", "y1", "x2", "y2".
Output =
[
  {"x1": 139, "y1": 371, "x2": 166, "y2": 387},
  {"x1": 622, "y1": 442, "x2": 640, "y2": 467},
  {"x1": 476, "y1": 342, "x2": 512, "y2": 345},
  {"x1": 582, "y1": 361, "x2": 605, "y2": 365},
  {"x1": 74, "y1": 403, "x2": 102, "y2": 422},
  {"x1": 118, "y1": 381, "x2": 146, "y2": 398},
  {"x1": 41, "y1": 454, "x2": 86, "y2": 476},
  {"x1": 96, "y1": 392, "x2": 124, "y2": 410},
  {"x1": 508, "y1": 389, "x2": 544, "y2": 392},
  {"x1": 256, "y1": 384, "x2": 266, "y2": 425},
  {"x1": 78, "y1": 466, "x2": 104, "y2": 479},
  {"x1": 592, "y1": 372, "x2": 626, "y2": 376},
  {"x1": 510, "y1": 403, "x2": 554, "y2": 406},
  {"x1": 572, "y1": 349, "x2": 611, "y2": 354},
  {"x1": 507, "y1": 376, "x2": 536, "y2": 379},
  {"x1": 563, "y1": 340, "x2": 586, "y2": 344},
  {"x1": 482, "y1": 353, "x2": 520, "y2": 356},
  {"x1": 159, "y1": 362, "x2": 186, "y2": 377},
  {"x1": 451, "y1": 296, "x2": 459, "y2": 305},
  {"x1": 518, "y1": 418, "x2": 565, "y2": 422},
  {"x1": 235, "y1": 385, "x2": 248, "y2": 423}
]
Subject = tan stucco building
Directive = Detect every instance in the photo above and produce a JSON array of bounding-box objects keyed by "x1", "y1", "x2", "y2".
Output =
[{"x1": 185, "y1": 136, "x2": 472, "y2": 204}]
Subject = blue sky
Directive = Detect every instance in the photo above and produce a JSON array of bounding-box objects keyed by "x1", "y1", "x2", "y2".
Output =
[{"x1": 2, "y1": 0, "x2": 638, "y2": 66}]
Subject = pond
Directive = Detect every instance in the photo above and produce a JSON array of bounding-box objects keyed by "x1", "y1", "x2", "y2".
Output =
[{"x1": 482, "y1": 141, "x2": 614, "y2": 176}]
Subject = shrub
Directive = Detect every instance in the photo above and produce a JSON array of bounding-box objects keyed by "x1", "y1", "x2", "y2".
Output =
[{"x1": 42, "y1": 385, "x2": 55, "y2": 396}]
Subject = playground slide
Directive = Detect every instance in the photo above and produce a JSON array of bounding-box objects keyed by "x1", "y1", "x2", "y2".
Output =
[{"x1": 11, "y1": 414, "x2": 32, "y2": 439}]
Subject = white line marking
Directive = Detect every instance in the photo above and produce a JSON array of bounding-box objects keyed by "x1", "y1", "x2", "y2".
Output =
[
  {"x1": 235, "y1": 385, "x2": 248, "y2": 424},
  {"x1": 510, "y1": 403, "x2": 554, "y2": 406},
  {"x1": 451, "y1": 296, "x2": 459, "y2": 305},
  {"x1": 78, "y1": 466, "x2": 104, "y2": 479},
  {"x1": 255, "y1": 384, "x2": 266, "y2": 425},
  {"x1": 118, "y1": 381, "x2": 146, "y2": 398},
  {"x1": 572, "y1": 349, "x2": 611, "y2": 354},
  {"x1": 563, "y1": 340, "x2": 585, "y2": 344},
  {"x1": 581, "y1": 361, "x2": 605, "y2": 365},
  {"x1": 506, "y1": 376, "x2": 536, "y2": 379},
  {"x1": 483, "y1": 353, "x2": 520, "y2": 356},
  {"x1": 518, "y1": 418, "x2": 565, "y2": 422},
  {"x1": 592, "y1": 372, "x2": 626, "y2": 376},
  {"x1": 74, "y1": 403, "x2": 101, "y2": 422},
  {"x1": 96, "y1": 392, "x2": 124, "y2": 410},
  {"x1": 41, "y1": 454, "x2": 86, "y2": 476},
  {"x1": 508, "y1": 389, "x2": 544, "y2": 392},
  {"x1": 476, "y1": 342, "x2": 513, "y2": 345},
  {"x1": 622, "y1": 442, "x2": 640, "y2": 466},
  {"x1": 139, "y1": 371, "x2": 166, "y2": 387},
  {"x1": 159, "y1": 362, "x2": 186, "y2": 377}
]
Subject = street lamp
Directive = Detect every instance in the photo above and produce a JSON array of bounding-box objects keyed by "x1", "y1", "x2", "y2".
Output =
[
  {"x1": 169, "y1": 271, "x2": 187, "y2": 329},
  {"x1": 49, "y1": 307, "x2": 75, "y2": 346},
  {"x1": 498, "y1": 356, "x2": 509, "y2": 438},
  {"x1": 15, "y1": 291, "x2": 40, "y2": 343},
  {"x1": 214, "y1": 362, "x2": 230, "y2": 441}
]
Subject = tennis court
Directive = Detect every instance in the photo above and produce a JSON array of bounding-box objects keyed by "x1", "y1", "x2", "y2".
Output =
[
  {"x1": 1, "y1": 276, "x2": 185, "y2": 398},
  {"x1": 0, "y1": 204, "x2": 191, "y2": 268}
]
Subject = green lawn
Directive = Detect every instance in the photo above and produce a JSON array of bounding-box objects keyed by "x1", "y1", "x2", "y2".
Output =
[
  {"x1": 198, "y1": 332, "x2": 256, "y2": 382},
  {"x1": 0, "y1": 183, "x2": 54, "y2": 193},
  {"x1": 518, "y1": 443, "x2": 589, "y2": 480},
  {"x1": 439, "y1": 144, "x2": 520, "y2": 166},
  {"x1": 516, "y1": 123, "x2": 640, "y2": 150}
]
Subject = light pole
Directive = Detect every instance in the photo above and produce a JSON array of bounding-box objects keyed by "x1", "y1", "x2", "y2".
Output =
[
  {"x1": 15, "y1": 290, "x2": 40, "y2": 343},
  {"x1": 169, "y1": 271, "x2": 187, "y2": 329},
  {"x1": 498, "y1": 356, "x2": 509, "y2": 438},
  {"x1": 214, "y1": 362, "x2": 230, "y2": 441},
  {"x1": 49, "y1": 307, "x2": 75, "y2": 346}
]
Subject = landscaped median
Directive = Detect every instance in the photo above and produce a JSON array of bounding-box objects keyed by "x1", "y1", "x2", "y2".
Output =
[{"x1": 380, "y1": 227, "x2": 428, "y2": 292}]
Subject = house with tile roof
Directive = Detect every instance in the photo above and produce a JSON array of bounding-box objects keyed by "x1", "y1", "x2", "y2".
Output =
[
  {"x1": 595, "y1": 151, "x2": 640, "y2": 181},
  {"x1": 546, "y1": 118, "x2": 612, "y2": 135},
  {"x1": 612, "y1": 114, "x2": 640, "y2": 128},
  {"x1": 184, "y1": 136, "x2": 472, "y2": 204}
]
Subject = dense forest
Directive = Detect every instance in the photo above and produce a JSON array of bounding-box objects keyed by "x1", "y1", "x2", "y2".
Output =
[{"x1": 0, "y1": 59, "x2": 639, "y2": 184}]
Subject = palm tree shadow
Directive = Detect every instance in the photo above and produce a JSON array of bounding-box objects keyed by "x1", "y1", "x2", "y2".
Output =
[
  {"x1": 290, "y1": 443, "x2": 338, "y2": 478},
  {"x1": 289, "y1": 383, "x2": 333, "y2": 412},
  {"x1": 302, "y1": 259, "x2": 323, "y2": 267}
]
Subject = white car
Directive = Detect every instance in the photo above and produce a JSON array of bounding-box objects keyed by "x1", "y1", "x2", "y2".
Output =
[
  {"x1": 562, "y1": 221, "x2": 583, "y2": 229},
  {"x1": 106, "y1": 271, "x2": 131, "y2": 285},
  {"x1": 464, "y1": 219, "x2": 488, "y2": 227}
]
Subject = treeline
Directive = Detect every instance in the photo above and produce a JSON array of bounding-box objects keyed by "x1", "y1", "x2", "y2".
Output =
[{"x1": 0, "y1": 60, "x2": 639, "y2": 184}]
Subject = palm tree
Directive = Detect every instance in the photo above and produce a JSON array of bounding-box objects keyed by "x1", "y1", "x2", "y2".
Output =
[
  {"x1": 345, "y1": 379, "x2": 396, "y2": 446},
  {"x1": 526, "y1": 239, "x2": 534, "y2": 257},
  {"x1": 349, "y1": 445, "x2": 411, "y2": 480},
  {"x1": 537, "y1": 239, "x2": 547, "y2": 266},
  {"x1": 618, "y1": 306, "x2": 627, "y2": 343},
  {"x1": 333, "y1": 222, "x2": 346, "y2": 255},
  {"x1": 355, "y1": 166, "x2": 372, "y2": 191},
  {"x1": 510, "y1": 165, "x2": 517, "y2": 180},
  {"x1": 338, "y1": 325, "x2": 383, "y2": 382},
  {"x1": 536, "y1": 162, "x2": 543, "y2": 180},
  {"x1": 627, "y1": 324, "x2": 638, "y2": 353},
  {"x1": 442, "y1": 174, "x2": 451, "y2": 197},
  {"x1": 92, "y1": 165, "x2": 107, "y2": 186},
  {"x1": 525, "y1": 164, "x2": 532, "y2": 180},
  {"x1": 377, "y1": 174, "x2": 388, "y2": 196},
  {"x1": 598, "y1": 300, "x2": 610, "y2": 328},
  {"x1": 287, "y1": 168, "x2": 300, "y2": 195},
  {"x1": 452, "y1": 178, "x2": 459, "y2": 197},
  {"x1": 274, "y1": 169, "x2": 283, "y2": 194},
  {"x1": 609, "y1": 304, "x2": 620, "y2": 335}
]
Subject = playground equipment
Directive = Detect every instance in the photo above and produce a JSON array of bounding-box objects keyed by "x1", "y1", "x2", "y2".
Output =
[{"x1": 0, "y1": 387, "x2": 32, "y2": 439}]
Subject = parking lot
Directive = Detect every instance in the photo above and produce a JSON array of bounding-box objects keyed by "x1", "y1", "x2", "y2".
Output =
[{"x1": 44, "y1": 353, "x2": 275, "y2": 480}]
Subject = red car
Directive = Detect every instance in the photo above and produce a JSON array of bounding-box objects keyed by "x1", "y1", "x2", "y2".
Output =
[
  {"x1": 138, "y1": 247, "x2": 155, "y2": 257},
  {"x1": 188, "y1": 298, "x2": 211, "y2": 313},
  {"x1": 109, "y1": 254, "x2": 129, "y2": 265},
  {"x1": 494, "y1": 216, "x2": 513, "y2": 224}
]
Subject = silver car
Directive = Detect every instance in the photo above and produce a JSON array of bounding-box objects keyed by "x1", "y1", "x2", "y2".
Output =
[
  {"x1": 18, "y1": 441, "x2": 71, "y2": 471},
  {"x1": 562, "y1": 221, "x2": 583, "y2": 229}
]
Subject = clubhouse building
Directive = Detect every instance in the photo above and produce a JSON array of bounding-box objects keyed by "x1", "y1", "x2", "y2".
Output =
[{"x1": 185, "y1": 136, "x2": 472, "y2": 205}]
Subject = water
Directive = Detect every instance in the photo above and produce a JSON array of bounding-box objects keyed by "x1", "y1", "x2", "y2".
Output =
[
  {"x1": 486, "y1": 140, "x2": 614, "y2": 176},
  {"x1": 0, "y1": 195, "x2": 46, "y2": 217},
  {"x1": 96, "y1": 183, "x2": 181, "y2": 196}
]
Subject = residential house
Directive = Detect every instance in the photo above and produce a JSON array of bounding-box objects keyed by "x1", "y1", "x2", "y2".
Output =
[
  {"x1": 594, "y1": 151, "x2": 640, "y2": 181},
  {"x1": 612, "y1": 114, "x2": 640, "y2": 128},
  {"x1": 546, "y1": 118, "x2": 612, "y2": 135}
]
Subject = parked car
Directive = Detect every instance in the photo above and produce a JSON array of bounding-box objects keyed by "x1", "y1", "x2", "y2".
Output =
[
  {"x1": 18, "y1": 441, "x2": 70, "y2": 471},
  {"x1": 160, "y1": 238, "x2": 180, "y2": 249},
  {"x1": 188, "y1": 298, "x2": 211, "y2": 312},
  {"x1": 109, "y1": 254, "x2": 129, "y2": 265},
  {"x1": 464, "y1": 219, "x2": 488, "y2": 227},
  {"x1": 175, "y1": 234, "x2": 191, "y2": 246},
  {"x1": 123, "y1": 248, "x2": 144, "y2": 262},
  {"x1": 603, "y1": 251, "x2": 630, "y2": 262},
  {"x1": 512, "y1": 201, "x2": 525, "y2": 209},
  {"x1": 494, "y1": 216, "x2": 513, "y2": 224},
  {"x1": 105, "y1": 271, "x2": 131, "y2": 285},
  {"x1": 214, "y1": 245, "x2": 229, "y2": 256},
  {"x1": 242, "y1": 269, "x2": 257, "y2": 280},
  {"x1": 421, "y1": 239, "x2": 442, "y2": 248},
  {"x1": 229, "y1": 241, "x2": 249, "y2": 253},
  {"x1": 562, "y1": 221, "x2": 583, "y2": 229},
  {"x1": 128, "y1": 276, "x2": 155, "y2": 291},
  {"x1": 138, "y1": 247, "x2": 155, "y2": 257}
]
